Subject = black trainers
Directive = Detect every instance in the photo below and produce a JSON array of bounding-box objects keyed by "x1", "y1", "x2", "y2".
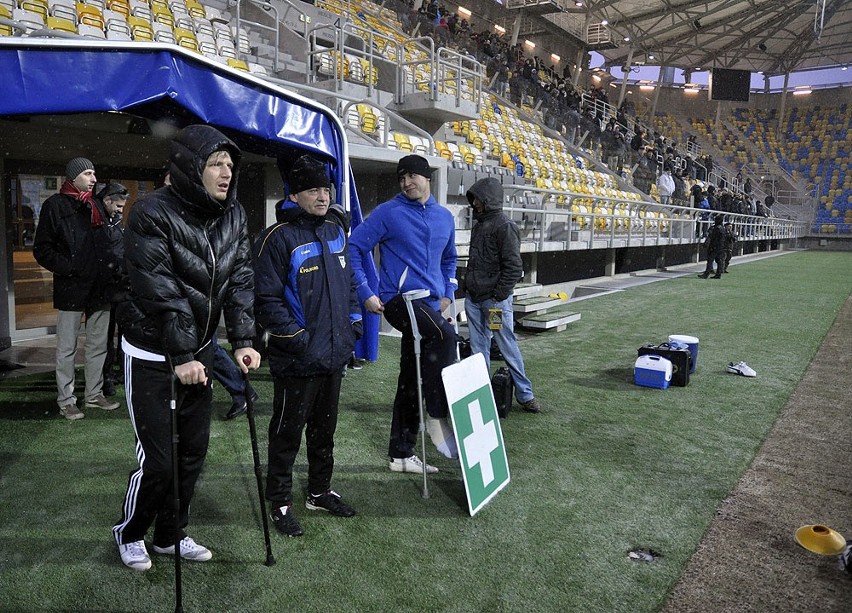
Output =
[
  {"x1": 224, "y1": 391, "x2": 258, "y2": 420},
  {"x1": 103, "y1": 377, "x2": 116, "y2": 397},
  {"x1": 305, "y1": 490, "x2": 356, "y2": 517},
  {"x1": 270, "y1": 504, "x2": 304, "y2": 537}
]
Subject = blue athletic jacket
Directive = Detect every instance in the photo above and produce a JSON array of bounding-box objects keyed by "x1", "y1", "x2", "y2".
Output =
[
  {"x1": 253, "y1": 202, "x2": 361, "y2": 377},
  {"x1": 349, "y1": 192, "x2": 457, "y2": 311}
]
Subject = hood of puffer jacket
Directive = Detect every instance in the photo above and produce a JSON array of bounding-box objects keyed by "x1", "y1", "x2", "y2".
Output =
[
  {"x1": 466, "y1": 177, "x2": 504, "y2": 221},
  {"x1": 168, "y1": 125, "x2": 242, "y2": 219}
]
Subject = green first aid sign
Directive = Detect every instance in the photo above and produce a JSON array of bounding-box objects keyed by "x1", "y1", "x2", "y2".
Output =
[{"x1": 442, "y1": 353, "x2": 511, "y2": 516}]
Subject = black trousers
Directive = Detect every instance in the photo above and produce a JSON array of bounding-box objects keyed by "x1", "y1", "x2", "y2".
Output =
[
  {"x1": 704, "y1": 248, "x2": 724, "y2": 275},
  {"x1": 382, "y1": 295, "x2": 457, "y2": 459},
  {"x1": 102, "y1": 302, "x2": 123, "y2": 380},
  {"x1": 266, "y1": 372, "x2": 343, "y2": 505},
  {"x1": 113, "y1": 346, "x2": 213, "y2": 547}
]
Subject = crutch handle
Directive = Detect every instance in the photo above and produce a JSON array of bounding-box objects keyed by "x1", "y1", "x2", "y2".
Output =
[{"x1": 403, "y1": 288, "x2": 430, "y2": 301}]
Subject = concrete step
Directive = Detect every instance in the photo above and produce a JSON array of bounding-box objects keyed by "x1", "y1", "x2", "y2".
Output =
[
  {"x1": 513, "y1": 295, "x2": 565, "y2": 314},
  {"x1": 518, "y1": 311, "x2": 581, "y2": 332},
  {"x1": 513, "y1": 283, "x2": 542, "y2": 298}
]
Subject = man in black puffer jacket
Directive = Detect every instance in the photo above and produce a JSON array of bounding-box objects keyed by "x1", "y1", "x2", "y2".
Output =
[
  {"x1": 113, "y1": 125, "x2": 260, "y2": 572},
  {"x1": 253, "y1": 155, "x2": 362, "y2": 538},
  {"x1": 463, "y1": 178, "x2": 541, "y2": 413}
]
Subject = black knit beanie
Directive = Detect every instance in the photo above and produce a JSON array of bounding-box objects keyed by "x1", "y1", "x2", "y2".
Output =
[{"x1": 289, "y1": 155, "x2": 331, "y2": 195}]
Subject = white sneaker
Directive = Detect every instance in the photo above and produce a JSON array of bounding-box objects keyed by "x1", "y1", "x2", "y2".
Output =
[
  {"x1": 426, "y1": 416, "x2": 459, "y2": 459},
  {"x1": 389, "y1": 455, "x2": 439, "y2": 474},
  {"x1": 119, "y1": 540, "x2": 152, "y2": 572},
  {"x1": 152, "y1": 536, "x2": 212, "y2": 561},
  {"x1": 726, "y1": 361, "x2": 757, "y2": 377}
]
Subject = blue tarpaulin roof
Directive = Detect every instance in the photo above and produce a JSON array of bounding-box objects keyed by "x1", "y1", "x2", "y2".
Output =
[{"x1": 0, "y1": 39, "x2": 380, "y2": 360}]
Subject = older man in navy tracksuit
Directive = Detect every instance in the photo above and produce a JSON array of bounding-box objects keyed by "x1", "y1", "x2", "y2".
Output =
[{"x1": 254, "y1": 155, "x2": 362, "y2": 538}]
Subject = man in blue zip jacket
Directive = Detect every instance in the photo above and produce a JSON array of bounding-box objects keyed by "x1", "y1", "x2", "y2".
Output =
[
  {"x1": 254, "y1": 155, "x2": 362, "y2": 537},
  {"x1": 350, "y1": 154, "x2": 459, "y2": 474}
]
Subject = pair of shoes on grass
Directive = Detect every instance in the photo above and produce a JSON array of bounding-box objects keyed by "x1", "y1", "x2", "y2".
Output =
[
  {"x1": 389, "y1": 455, "x2": 439, "y2": 474},
  {"x1": 119, "y1": 536, "x2": 211, "y2": 572},
  {"x1": 59, "y1": 394, "x2": 119, "y2": 420},
  {"x1": 271, "y1": 491, "x2": 356, "y2": 538},
  {"x1": 726, "y1": 361, "x2": 757, "y2": 377}
]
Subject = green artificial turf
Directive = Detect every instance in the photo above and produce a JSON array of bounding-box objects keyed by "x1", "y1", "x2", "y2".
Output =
[{"x1": 0, "y1": 251, "x2": 849, "y2": 612}]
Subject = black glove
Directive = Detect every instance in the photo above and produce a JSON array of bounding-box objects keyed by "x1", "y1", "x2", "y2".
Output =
[{"x1": 327, "y1": 204, "x2": 351, "y2": 232}]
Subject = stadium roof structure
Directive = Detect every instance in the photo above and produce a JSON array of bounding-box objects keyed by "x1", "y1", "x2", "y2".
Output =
[{"x1": 512, "y1": 0, "x2": 852, "y2": 76}]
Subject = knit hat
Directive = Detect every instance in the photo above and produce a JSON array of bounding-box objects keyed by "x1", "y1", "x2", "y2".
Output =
[
  {"x1": 396, "y1": 154, "x2": 432, "y2": 179},
  {"x1": 288, "y1": 154, "x2": 331, "y2": 195},
  {"x1": 97, "y1": 182, "x2": 128, "y2": 200},
  {"x1": 66, "y1": 157, "x2": 95, "y2": 180}
]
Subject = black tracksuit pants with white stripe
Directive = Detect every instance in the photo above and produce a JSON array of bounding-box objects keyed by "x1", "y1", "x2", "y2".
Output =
[
  {"x1": 266, "y1": 372, "x2": 342, "y2": 506},
  {"x1": 113, "y1": 346, "x2": 213, "y2": 547}
]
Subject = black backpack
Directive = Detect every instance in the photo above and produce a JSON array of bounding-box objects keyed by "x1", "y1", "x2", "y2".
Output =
[{"x1": 491, "y1": 367, "x2": 514, "y2": 418}]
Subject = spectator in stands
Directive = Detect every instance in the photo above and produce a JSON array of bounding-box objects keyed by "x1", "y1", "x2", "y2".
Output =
[
  {"x1": 630, "y1": 128, "x2": 645, "y2": 166},
  {"x1": 463, "y1": 178, "x2": 541, "y2": 413},
  {"x1": 253, "y1": 154, "x2": 361, "y2": 537},
  {"x1": 684, "y1": 155, "x2": 696, "y2": 180},
  {"x1": 672, "y1": 170, "x2": 689, "y2": 208},
  {"x1": 113, "y1": 125, "x2": 260, "y2": 572},
  {"x1": 743, "y1": 177, "x2": 752, "y2": 196},
  {"x1": 656, "y1": 164, "x2": 675, "y2": 204},
  {"x1": 632, "y1": 148, "x2": 657, "y2": 194},
  {"x1": 705, "y1": 184, "x2": 718, "y2": 211},
  {"x1": 696, "y1": 190, "x2": 711, "y2": 237},
  {"x1": 95, "y1": 182, "x2": 130, "y2": 398},
  {"x1": 33, "y1": 157, "x2": 119, "y2": 420},
  {"x1": 494, "y1": 59, "x2": 509, "y2": 98},
  {"x1": 698, "y1": 215, "x2": 726, "y2": 279},
  {"x1": 349, "y1": 154, "x2": 459, "y2": 473}
]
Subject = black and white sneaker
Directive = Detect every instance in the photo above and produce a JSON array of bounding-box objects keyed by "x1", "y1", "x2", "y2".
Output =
[
  {"x1": 306, "y1": 490, "x2": 356, "y2": 517},
  {"x1": 271, "y1": 504, "x2": 304, "y2": 537}
]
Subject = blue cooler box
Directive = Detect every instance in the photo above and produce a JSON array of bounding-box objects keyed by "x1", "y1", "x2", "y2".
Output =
[{"x1": 634, "y1": 355, "x2": 673, "y2": 389}]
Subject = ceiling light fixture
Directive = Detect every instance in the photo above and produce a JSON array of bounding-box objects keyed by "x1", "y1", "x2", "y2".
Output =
[
  {"x1": 623, "y1": 36, "x2": 631, "y2": 42},
  {"x1": 600, "y1": 19, "x2": 608, "y2": 26},
  {"x1": 457, "y1": 6, "x2": 472, "y2": 17},
  {"x1": 494, "y1": 24, "x2": 506, "y2": 34},
  {"x1": 524, "y1": 39, "x2": 536, "y2": 49},
  {"x1": 551, "y1": 53, "x2": 561, "y2": 62}
]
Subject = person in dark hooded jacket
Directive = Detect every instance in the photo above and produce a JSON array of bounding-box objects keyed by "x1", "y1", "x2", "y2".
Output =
[
  {"x1": 112, "y1": 124, "x2": 260, "y2": 572},
  {"x1": 463, "y1": 178, "x2": 541, "y2": 413},
  {"x1": 253, "y1": 154, "x2": 362, "y2": 537}
]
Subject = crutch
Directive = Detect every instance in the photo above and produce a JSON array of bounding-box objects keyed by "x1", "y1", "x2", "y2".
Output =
[
  {"x1": 447, "y1": 297, "x2": 461, "y2": 362},
  {"x1": 241, "y1": 356, "x2": 276, "y2": 567},
  {"x1": 403, "y1": 288, "x2": 431, "y2": 499},
  {"x1": 169, "y1": 372, "x2": 183, "y2": 613}
]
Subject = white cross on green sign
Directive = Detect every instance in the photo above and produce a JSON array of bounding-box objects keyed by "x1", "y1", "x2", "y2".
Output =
[{"x1": 442, "y1": 354, "x2": 511, "y2": 516}]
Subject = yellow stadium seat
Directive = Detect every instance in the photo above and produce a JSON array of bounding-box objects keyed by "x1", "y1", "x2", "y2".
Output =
[
  {"x1": 76, "y1": 2, "x2": 103, "y2": 28},
  {"x1": 47, "y1": 14, "x2": 75, "y2": 31},
  {"x1": 173, "y1": 26, "x2": 198, "y2": 51},
  {"x1": 226, "y1": 57, "x2": 249, "y2": 72},
  {"x1": 128, "y1": 13, "x2": 152, "y2": 39}
]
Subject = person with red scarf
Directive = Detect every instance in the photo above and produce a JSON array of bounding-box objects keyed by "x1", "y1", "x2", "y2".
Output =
[{"x1": 33, "y1": 157, "x2": 119, "y2": 420}]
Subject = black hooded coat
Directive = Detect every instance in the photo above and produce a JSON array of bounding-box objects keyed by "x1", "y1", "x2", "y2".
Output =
[
  {"x1": 463, "y1": 178, "x2": 524, "y2": 303},
  {"x1": 119, "y1": 125, "x2": 255, "y2": 366}
]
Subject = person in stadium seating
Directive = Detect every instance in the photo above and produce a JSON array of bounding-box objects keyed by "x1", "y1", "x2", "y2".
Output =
[
  {"x1": 464, "y1": 177, "x2": 541, "y2": 414},
  {"x1": 254, "y1": 154, "x2": 361, "y2": 538},
  {"x1": 698, "y1": 215, "x2": 726, "y2": 279},
  {"x1": 113, "y1": 125, "x2": 260, "y2": 572},
  {"x1": 632, "y1": 148, "x2": 657, "y2": 194},
  {"x1": 33, "y1": 157, "x2": 119, "y2": 420},
  {"x1": 95, "y1": 182, "x2": 130, "y2": 398},
  {"x1": 349, "y1": 154, "x2": 459, "y2": 473},
  {"x1": 656, "y1": 164, "x2": 675, "y2": 204}
]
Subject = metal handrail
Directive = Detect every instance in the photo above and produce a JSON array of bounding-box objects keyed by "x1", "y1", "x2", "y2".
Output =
[{"x1": 235, "y1": 0, "x2": 281, "y2": 72}]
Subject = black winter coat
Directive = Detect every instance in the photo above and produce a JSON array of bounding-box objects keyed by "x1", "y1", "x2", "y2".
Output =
[
  {"x1": 463, "y1": 178, "x2": 524, "y2": 303},
  {"x1": 253, "y1": 202, "x2": 361, "y2": 378},
  {"x1": 119, "y1": 125, "x2": 255, "y2": 366},
  {"x1": 33, "y1": 192, "x2": 110, "y2": 311}
]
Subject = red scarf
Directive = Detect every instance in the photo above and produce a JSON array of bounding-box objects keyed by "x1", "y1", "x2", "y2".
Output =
[{"x1": 60, "y1": 179, "x2": 103, "y2": 228}]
